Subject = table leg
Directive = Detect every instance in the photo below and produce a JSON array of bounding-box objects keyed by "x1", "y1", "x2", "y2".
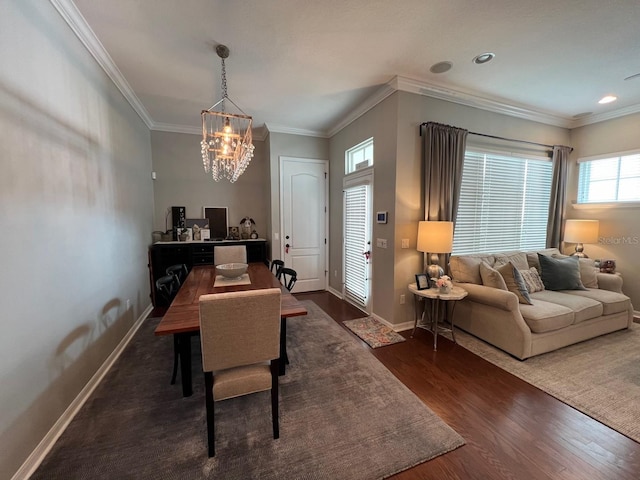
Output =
[
  {"x1": 176, "y1": 332, "x2": 193, "y2": 397},
  {"x1": 279, "y1": 317, "x2": 287, "y2": 376},
  {"x1": 410, "y1": 295, "x2": 424, "y2": 338},
  {"x1": 432, "y1": 299, "x2": 440, "y2": 351},
  {"x1": 449, "y1": 301, "x2": 458, "y2": 344}
]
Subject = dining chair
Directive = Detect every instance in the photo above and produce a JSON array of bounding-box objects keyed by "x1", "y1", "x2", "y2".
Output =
[
  {"x1": 214, "y1": 245, "x2": 247, "y2": 265},
  {"x1": 156, "y1": 274, "x2": 184, "y2": 385},
  {"x1": 199, "y1": 288, "x2": 282, "y2": 457},
  {"x1": 166, "y1": 263, "x2": 188, "y2": 284},
  {"x1": 270, "y1": 259, "x2": 285, "y2": 276},
  {"x1": 277, "y1": 267, "x2": 298, "y2": 292}
]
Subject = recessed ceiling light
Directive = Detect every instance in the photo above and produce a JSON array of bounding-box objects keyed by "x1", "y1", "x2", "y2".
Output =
[
  {"x1": 598, "y1": 95, "x2": 617, "y2": 104},
  {"x1": 472, "y1": 52, "x2": 495, "y2": 65},
  {"x1": 430, "y1": 61, "x2": 453, "y2": 74},
  {"x1": 624, "y1": 72, "x2": 640, "y2": 81}
]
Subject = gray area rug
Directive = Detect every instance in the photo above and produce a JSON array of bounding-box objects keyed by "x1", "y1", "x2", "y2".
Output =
[
  {"x1": 32, "y1": 301, "x2": 464, "y2": 479},
  {"x1": 455, "y1": 323, "x2": 640, "y2": 442}
]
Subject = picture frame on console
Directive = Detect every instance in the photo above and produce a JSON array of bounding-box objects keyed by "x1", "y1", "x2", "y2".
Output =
[
  {"x1": 415, "y1": 273, "x2": 429, "y2": 290},
  {"x1": 203, "y1": 206, "x2": 228, "y2": 240}
]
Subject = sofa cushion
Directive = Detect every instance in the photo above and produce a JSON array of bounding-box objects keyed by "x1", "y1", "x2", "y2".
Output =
[
  {"x1": 479, "y1": 261, "x2": 507, "y2": 290},
  {"x1": 538, "y1": 254, "x2": 587, "y2": 291},
  {"x1": 497, "y1": 262, "x2": 532, "y2": 305},
  {"x1": 449, "y1": 254, "x2": 495, "y2": 284},
  {"x1": 526, "y1": 248, "x2": 561, "y2": 271},
  {"x1": 519, "y1": 267, "x2": 545, "y2": 293},
  {"x1": 519, "y1": 300, "x2": 574, "y2": 333},
  {"x1": 529, "y1": 290, "x2": 602, "y2": 324},
  {"x1": 494, "y1": 251, "x2": 529, "y2": 271},
  {"x1": 561, "y1": 289, "x2": 631, "y2": 316}
]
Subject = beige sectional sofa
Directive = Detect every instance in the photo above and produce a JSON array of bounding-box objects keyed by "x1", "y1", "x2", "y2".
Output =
[{"x1": 448, "y1": 248, "x2": 633, "y2": 360}]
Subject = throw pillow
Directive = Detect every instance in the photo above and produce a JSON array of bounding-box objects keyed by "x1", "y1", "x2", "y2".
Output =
[
  {"x1": 537, "y1": 254, "x2": 587, "y2": 291},
  {"x1": 551, "y1": 254, "x2": 599, "y2": 288},
  {"x1": 519, "y1": 267, "x2": 545, "y2": 293},
  {"x1": 496, "y1": 262, "x2": 533, "y2": 304},
  {"x1": 479, "y1": 261, "x2": 508, "y2": 290}
]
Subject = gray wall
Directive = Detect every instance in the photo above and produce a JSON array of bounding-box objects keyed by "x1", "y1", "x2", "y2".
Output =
[
  {"x1": 151, "y1": 131, "x2": 269, "y2": 240},
  {"x1": 568, "y1": 112, "x2": 640, "y2": 310},
  {"x1": 0, "y1": 2, "x2": 154, "y2": 478}
]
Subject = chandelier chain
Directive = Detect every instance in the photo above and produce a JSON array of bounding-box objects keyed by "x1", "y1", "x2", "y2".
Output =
[{"x1": 220, "y1": 57, "x2": 228, "y2": 111}]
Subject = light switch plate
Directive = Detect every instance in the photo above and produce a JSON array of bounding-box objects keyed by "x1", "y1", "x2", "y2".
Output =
[
  {"x1": 376, "y1": 238, "x2": 387, "y2": 248},
  {"x1": 401, "y1": 238, "x2": 409, "y2": 248}
]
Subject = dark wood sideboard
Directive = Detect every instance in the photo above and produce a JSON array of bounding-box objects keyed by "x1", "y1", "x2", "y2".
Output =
[{"x1": 148, "y1": 239, "x2": 268, "y2": 306}]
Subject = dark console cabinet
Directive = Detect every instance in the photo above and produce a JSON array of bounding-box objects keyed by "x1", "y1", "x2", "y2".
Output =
[{"x1": 148, "y1": 240, "x2": 268, "y2": 306}]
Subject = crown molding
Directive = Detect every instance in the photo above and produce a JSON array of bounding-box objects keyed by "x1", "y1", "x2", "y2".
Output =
[
  {"x1": 326, "y1": 82, "x2": 397, "y2": 137},
  {"x1": 50, "y1": 0, "x2": 154, "y2": 129},
  {"x1": 151, "y1": 122, "x2": 200, "y2": 135},
  {"x1": 265, "y1": 123, "x2": 327, "y2": 138},
  {"x1": 151, "y1": 122, "x2": 268, "y2": 142},
  {"x1": 569, "y1": 103, "x2": 640, "y2": 128},
  {"x1": 392, "y1": 75, "x2": 572, "y2": 128}
]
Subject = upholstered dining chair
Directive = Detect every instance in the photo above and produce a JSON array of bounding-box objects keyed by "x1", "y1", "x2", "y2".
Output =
[
  {"x1": 199, "y1": 288, "x2": 282, "y2": 457},
  {"x1": 276, "y1": 267, "x2": 298, "y2": 292},
  {"x1": 214, "y1": 245, "x2": 247, "y2": 265},
  {"x1": 270, "y1": 259, "x2": 284, "y2": 276}
]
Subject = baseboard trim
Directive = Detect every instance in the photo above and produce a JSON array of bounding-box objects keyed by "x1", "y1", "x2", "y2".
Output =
[
  {"x1": 12, "y1": 304, "x2": 154, "y2": 480},
  {"x1": 327, "y1": 286, "x2": 342, "y2": 299}
]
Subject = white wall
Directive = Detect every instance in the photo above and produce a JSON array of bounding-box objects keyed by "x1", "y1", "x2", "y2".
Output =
[
  {"x1": 569, "y1": 113, "x2": 640, "y2": 310},
  {"x1": 151, "y1": 131, "x2": 269, "y2": 239},
  {"x1": 0, "y1": 2, "x2": 153, "y2": 478}
]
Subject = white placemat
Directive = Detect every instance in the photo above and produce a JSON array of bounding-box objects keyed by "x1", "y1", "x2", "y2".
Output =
[{"x1": 214, "y1": 273, "x2": 251, "y2": 286}]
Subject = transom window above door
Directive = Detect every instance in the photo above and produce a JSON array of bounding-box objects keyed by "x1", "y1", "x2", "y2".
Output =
[{"x1": 345, "y1": 138, "x2": 374, "y2": 175}]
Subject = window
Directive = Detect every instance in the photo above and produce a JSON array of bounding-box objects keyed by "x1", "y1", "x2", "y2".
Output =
[
  {"x1": 577, "y1": 151, "x2": 640, "y2": 204},
  {"x1": 453, "y1": 149, "x2": 553, "y2": 254},
  {"x1": 345, "y1": 138, "x2": 373, "y2": 175}
]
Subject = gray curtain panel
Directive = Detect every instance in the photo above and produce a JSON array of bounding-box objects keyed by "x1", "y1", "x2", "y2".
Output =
[
  {"x1": 546, "y1": 145, "x2": 571, "y2": 248},
  {"x1": 422, "y1": 122, "x2": 468, "y2": 269}
]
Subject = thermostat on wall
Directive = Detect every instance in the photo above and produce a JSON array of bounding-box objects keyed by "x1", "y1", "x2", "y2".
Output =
[{"x1": 376, "y1": 211, "x2": 388, "y2": 224}]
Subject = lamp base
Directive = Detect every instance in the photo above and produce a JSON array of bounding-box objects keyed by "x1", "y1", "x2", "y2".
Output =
[
  {"x1": 570, "y1": 243, "x2": 588, "y2": 258},
  {"x1": 426, "y1": 264, "x2": 444, "y2": 284}
]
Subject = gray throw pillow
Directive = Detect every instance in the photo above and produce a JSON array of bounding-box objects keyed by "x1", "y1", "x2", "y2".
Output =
[{"x1": 537, "y1": 254, "x2": 587, "y2": 291}]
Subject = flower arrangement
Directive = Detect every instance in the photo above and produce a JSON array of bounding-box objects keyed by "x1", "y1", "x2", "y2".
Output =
[{"x1": 435, "y1": 275, "x2": 453, "y2": 289}]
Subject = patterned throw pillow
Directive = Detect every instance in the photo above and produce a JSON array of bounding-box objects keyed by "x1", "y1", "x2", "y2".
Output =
[
  {"x1": 496, "y1": 262, "x2": 533, "y2": 305},
  {"x1": 519, "y1": 267, "x2": 545, "y2": 293}
]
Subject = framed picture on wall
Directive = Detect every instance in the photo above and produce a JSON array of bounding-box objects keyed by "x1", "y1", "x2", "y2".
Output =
[{"x1": 203, "y1": 207, "x2": 228, "y2": 240}]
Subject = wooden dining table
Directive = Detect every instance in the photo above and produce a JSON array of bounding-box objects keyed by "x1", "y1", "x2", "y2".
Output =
[{"x1": 154, "y1": 262, "x2": 308, "y2": 397}]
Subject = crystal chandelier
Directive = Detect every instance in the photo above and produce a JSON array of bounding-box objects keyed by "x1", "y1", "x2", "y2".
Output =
[{"x1": 201, "y1": 45, "x2": 255, "y2": 182}]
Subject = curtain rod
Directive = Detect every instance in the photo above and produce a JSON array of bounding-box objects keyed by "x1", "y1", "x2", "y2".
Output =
[{"x1": 419, "y1": 122, "x2": 572, "y2": 152}]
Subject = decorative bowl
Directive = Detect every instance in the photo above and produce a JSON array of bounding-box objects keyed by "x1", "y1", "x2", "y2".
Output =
[{"x1": 216, "y1": 263, "x2": 248, "y2": 279}]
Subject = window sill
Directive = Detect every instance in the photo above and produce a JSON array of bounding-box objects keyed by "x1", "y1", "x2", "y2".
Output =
[{"x1": 572, "y1": 201, "x2": 640, "y2": 210}]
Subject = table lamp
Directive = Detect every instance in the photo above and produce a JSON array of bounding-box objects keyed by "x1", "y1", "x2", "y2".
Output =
[
  {"x1": 417, "y1": 221, "x2": 453, "y2": 281},
  {"x1": 564, "y1": 219, "x2": 599, "y2": 258}
]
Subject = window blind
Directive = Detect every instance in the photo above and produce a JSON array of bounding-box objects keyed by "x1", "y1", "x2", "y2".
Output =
[
  {"x1": 578, "y1": 153, "x2": 640, "y2": 203},
  {"x1": 344, "y1": 185, "x2": 368, "y2": 306},
  {"x1": 453, "y1": 150, "x2": 553, "y2": 254}
]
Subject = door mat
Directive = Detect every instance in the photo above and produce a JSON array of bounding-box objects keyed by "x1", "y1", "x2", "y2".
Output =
[{"x1": 343, "y1": 317, "x2": 406, "y2": 348}]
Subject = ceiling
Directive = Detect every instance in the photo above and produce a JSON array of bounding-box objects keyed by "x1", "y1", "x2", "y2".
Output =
[{"x1": 63, "y1": 0, "x2": 640, "y2": 137}]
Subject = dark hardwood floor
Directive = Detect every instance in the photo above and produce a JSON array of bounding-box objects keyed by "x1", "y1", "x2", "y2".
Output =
[{"x1": 294, "y1": 291, "x2": 640, "y2": 480}]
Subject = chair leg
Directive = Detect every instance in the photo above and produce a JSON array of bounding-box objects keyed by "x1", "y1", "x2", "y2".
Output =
[
  {"x1": 170, "y1": 335, "x2": 179, "y2": 385},
  {"x1": 204, "y1": 372, "x2": 216, "y2": 457},
  {"x1": 271, "y1": 360, "x2": 280, "y2": 439}
]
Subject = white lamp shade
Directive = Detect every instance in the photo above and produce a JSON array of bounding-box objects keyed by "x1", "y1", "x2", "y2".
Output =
[
  {"x1": 564, "y1": 219, "x2": 599, "y2": 244},
  {"x1": 417, "y1": 221, "x2": 454, "y2": 253}
]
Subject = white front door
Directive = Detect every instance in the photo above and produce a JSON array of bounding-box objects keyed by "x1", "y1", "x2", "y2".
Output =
[{"x1": 280, "y1": 157, "x2": 328, "y2": 292}]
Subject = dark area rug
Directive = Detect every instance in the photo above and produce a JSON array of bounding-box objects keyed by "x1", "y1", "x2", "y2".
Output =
[{"x1": 31, "y1": 301, "x2": 464, "y2": 480}]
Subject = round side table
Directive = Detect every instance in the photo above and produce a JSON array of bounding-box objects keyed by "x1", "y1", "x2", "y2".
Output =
[{"x1": 408, "y1": 283, "x2": 468, "y2": 351}]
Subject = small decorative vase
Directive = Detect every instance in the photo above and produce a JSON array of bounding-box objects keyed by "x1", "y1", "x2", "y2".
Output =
[{"x1": 439, "y1": 285, "x2": 451, "y2": 294}]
